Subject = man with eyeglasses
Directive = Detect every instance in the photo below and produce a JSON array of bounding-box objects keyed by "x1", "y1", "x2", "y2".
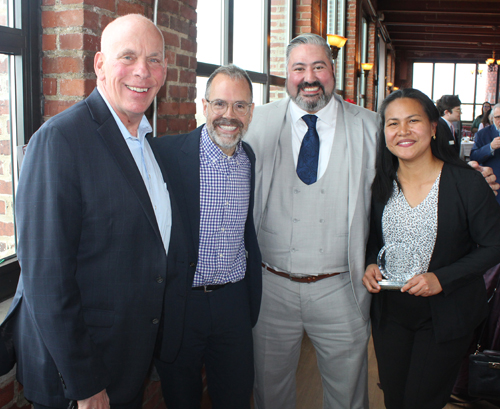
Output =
[
  {"x1": 436, "y1": 95, "x2": 462, "y2": 156},
  {"x1": 470, "y1": 103, "x2": 500, "y2": 205},
  {"x1": 150, "y1": 64, "x2": 261, "y2": 409}
]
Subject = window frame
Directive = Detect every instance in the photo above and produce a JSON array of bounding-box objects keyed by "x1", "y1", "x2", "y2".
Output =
[
  {"x1": 0, "y1": 0, "x2": 41, "y2": 301},
  {"x1": 196, "y1": 0, "x2": 292, "y2": 105}
]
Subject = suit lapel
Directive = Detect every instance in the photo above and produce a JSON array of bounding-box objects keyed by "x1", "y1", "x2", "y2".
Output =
[
  {"x1": 340, "y1": 97, "x2": 364, "y2": 232},
  {"x1": 178, "y1": 130, "x2": 202, "y2": 254},
  {"x1": 86, "y1": 90, "x2": 162, "y2": 242}
]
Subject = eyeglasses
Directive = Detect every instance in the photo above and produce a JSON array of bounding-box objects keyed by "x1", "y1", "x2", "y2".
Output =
[
  {"x1": 206, "y1": 99, "x2": 252, "y2": 116},
  {"x1": 494, "y1": 116, "x2": 500, "y2": 120},
  {"x1": 453, "y1": 108, "x2": 462, "y2": 113}
]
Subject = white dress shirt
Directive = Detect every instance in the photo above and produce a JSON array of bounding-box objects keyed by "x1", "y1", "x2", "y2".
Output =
[{"x1": 289, "y1": 97, "x2": 338, "y2": 180}]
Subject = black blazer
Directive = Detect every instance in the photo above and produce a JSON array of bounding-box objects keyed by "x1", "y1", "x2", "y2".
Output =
[
  {"x1": 150, "y1": 126, "x2": 262, "y2": 327},
  {"x1": 438, "y1": 117, "x2": 461, "y2": 156},
  {"x1": 367, "y1": 163, "x2": 500, "y2": 342},
  {"x1": 0, "y1": 89, "x2": 190, "y2": 406}
]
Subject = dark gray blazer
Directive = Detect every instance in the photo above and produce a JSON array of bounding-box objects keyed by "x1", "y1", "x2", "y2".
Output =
[{"x1": 0, "y1": 89, "x2": 190, "y2": 407}]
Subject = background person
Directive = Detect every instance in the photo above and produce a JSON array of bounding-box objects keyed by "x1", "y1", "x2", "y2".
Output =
[
  {"x1": 470, "y1": 103, "x2": 500, "y2": 205},
  {"x1": 436, "y1": 94, "x2": 462, "y2": 156},
  {"x1": 363, "y1": 88, "x2": 500, "y2": 409},
  {"x1": 471, "y1": 102, "x2": 491, "y2": 134}
]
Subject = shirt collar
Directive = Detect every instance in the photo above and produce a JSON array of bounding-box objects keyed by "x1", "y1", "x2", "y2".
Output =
[
  {"x1": 289, "y1": 95, "x2": 337, "y2": 127},
  {"x1": 97, "y1": 86, "x2": 152, "y2": 144},
  {"x1": 201, "y1": 125, "x2": 243, "y2": 164}
]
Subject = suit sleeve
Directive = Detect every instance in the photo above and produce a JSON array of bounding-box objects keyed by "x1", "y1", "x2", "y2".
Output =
[
  {"x1": 470, "y1": 130, "x2": 494, "y2": 164},
  {"x1": 16, "y1": 124, "x2": 109, "y2": 399},
  {"x1": 433, "y1": 170, "x2": 500, "y2": 295}
]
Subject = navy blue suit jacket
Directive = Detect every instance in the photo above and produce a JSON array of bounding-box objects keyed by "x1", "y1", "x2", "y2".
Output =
[
  {"x1": 438, "y1": 117, "x2": 461, "y2": 156},
  {"x1": 150, "y1": 126, "x2": 262, "y2": 327},
  {"x1": 0, "y1": 89, "x2": 191, "y2": 406},
  {"x1": 470, "y1": 124, "x2": 500, "y2": 204}
]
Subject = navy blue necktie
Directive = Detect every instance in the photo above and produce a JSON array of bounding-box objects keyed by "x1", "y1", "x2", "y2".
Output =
[{"x1": 297, "y1": 115, "x2": 320, "y2": 185}]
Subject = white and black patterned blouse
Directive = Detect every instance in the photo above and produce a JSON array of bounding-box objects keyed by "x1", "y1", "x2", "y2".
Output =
[{"x1": 381, "y1": 172, "x2": 441, "y2": 279}]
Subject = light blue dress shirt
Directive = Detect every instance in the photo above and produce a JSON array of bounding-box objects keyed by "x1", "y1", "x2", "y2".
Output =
[{"x1": 97, "y1": 87, "x2": 172, "y2": 254}]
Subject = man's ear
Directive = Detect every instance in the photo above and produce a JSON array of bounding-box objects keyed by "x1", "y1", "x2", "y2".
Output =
[{"x1": 94, "y1": 52, "x2": 105, "y2": 80}]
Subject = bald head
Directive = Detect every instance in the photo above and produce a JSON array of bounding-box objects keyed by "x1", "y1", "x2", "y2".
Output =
[
  {"x1": 100, "y1": 14, "x2": 165, "y2": 58},
  {"x1": 94, "y1": 14, "x2": 167, "y2": 135}
]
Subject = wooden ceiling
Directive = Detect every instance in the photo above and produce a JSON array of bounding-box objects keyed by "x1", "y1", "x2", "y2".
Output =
[{"x1": 377, "y1": 0, "x2": 500, "y2": 63}]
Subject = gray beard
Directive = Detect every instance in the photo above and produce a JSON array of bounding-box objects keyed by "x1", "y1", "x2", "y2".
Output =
[
  {"x1": 292, "y1": 92, "x2": 332, "y2": 112},
  {"x1": 206, "y1": 122, "x2": 246, "y2": 152}
]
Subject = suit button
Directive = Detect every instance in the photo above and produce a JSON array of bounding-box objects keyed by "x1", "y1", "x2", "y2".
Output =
[
  {"x1": 156, "y1": 276, "x2": 164, "y2": 283},
  {"x1": 189, "y1": 262, "x2": 196, "y2": 268},
  {"x1": 152, "y1": 318, "x2": 159, "y2": 325}
]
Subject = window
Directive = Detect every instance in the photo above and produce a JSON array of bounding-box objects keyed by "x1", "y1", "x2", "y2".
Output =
[
  {"x1": 0, "y1": 0, "x2": 41, "y2": 301},
  {"x1": 412, "y1": 62, "x2": 491, "y2": 122},
  {"x1": 195, "y1": 0, "x2": 293, "y2": 126},
  {"x1": 327, "y1": 0, "x2": 346, "y2": 93}
]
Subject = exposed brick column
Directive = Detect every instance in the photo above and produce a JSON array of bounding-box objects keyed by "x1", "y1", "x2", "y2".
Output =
[
  {"x1": 365, "y1": 21, "x2": 376, "y2": 111},
  {"x1": 40, "y1": 0, "x2": 196, "y2": 135},
  {"x1": 344, "y1": 0, "x2": 358, "y2": 102},
  {"x1": 295, "y1": 0, "x2": 327, "y2": 37}
]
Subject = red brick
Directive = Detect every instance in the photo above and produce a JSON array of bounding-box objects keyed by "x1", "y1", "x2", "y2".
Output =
[
  {"x1": 42, "y1": 10, "x2": 84, "y2": 28},
  {"x1": 179, "y1": 70, "x2": 196, "y2": 84},
  {"x1": 43, "y1": 34, "x2": 57, "y2": 51},
  {"x1": 60, "y1": 79, "x2": 95, "y2": 97},
  {"x1": 167, "y1": 117, "x2": 188, "y2": 133},
  {"x1": 180, "y1": 5, "x2": 197, "y2": 22},
  {"x1": 117, "y1": 1, "x2": 145, "y2": 16},
  {"x1": 170, "y1": 16, "x2": 190, "y2": 36},
  {"x1": 158, "y1": 102, "x2": 179, "y2": 115},
  {"x1": 100, "y1": 14, "x2": 115, "y2": 30},
  {"x1": 162, "y1": 0, "x2": 179, "y2": 14},
  {"x1": 166, "y1": 67, "x2": 178, "y2": 82},
  {"x1": 43, "y1": 57, "x2": 83, "y2": 74},
  {"x1": 187, "y1": 118, "x2": 197, "y2": 132},
  {"x1": 43, "y1": 78, "x2": 57, "y2": 97},
  {"x1": 179, "y1": 102, "x2": 195, "y2": 115},
  {"x1": 176, "y1": 54, "x2": 190, "y2": 68},
  {"x1": 44, "y1": 100, "x2": 78, "y2": 117},
  {"x1": 180, "y1": 38, "x2": 196, "y2": 53},
  {"x1": 0, "y1": 201, "x2": 5, "y2": 214},
  {"x1": 42, "y1": 0, "x2": 55, "y2": 5},
  {"x1": 0, "y1": 140, "x2": 10, "y2": 155},
  {"x1": 60, "y1": 33, "x2": 83, "y2": 50},
  {"x1": 169, "y1": 85, "x2": 188, "y2": 99},
  {"x1": 163, "y1": 31, "x2": 180, "y2": 48}
]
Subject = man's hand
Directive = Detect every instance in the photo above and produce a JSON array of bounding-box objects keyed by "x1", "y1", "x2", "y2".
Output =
[
  {"x1": 362, "y1": 264, "x2": 383, "y2": 293},
  {"x1": 401, "y1": 273, "x2": 442, "y2": 297},
  {"x1": 468, "y1": 161, "x2": 499, "y2": 195},
  {"x1": 77, "y1": 389, "x2": 110, "y2": 409},
  {"x1": 491, "y1": 136, "x2": 500, "y2": 151}
]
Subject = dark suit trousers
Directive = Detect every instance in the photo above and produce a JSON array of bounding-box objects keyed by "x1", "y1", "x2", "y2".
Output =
[
  {"x1": 372, "y1": 291, "x2": 473, "y2": 409},
  {"x1": 155, "y1": 279, "x2": 253, "y2": 409}
]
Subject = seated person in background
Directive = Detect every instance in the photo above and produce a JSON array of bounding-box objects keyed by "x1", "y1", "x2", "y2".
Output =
[
  {"x1": 363, "y1": 88, "x2": 500, "y2": 409},
  {"x1": 470, "y1": 103, "x2": 500, "y2": 205},
  {"x1": 471, "y1": 101, "x2": 491, "y2": 134},
  {"x1": 477, "y1": 108, "x2": 492, "y2": 132},
  {"x1": 436, "y1": 94, "x2": 462, "y2": 156}
]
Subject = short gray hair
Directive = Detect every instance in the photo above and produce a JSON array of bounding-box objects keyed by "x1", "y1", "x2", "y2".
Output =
[
  {"x1": 491, "y1": 103, "x2": 500, "y2": 121},
  {"x1": 285, "y1": 33, "x2": 333, "y2": 70},
  {"x1": 205, "y1": 64, "x2": 253, "y2": 102}
]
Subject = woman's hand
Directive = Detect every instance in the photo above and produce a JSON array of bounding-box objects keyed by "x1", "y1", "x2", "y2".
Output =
[
  {"x1": 362, "y1": 264, "x2": 383, "y2": 293},
  {"x1": 401, "y1": 273, "x2": 442, "y2": 297}
]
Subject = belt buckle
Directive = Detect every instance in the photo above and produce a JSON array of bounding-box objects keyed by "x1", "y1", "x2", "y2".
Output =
[
  {"x1": 289, "y1": 273, "x2": 308, "y2": 280},
  {"x1": 203, "y1": 285, "x2": 213, "y2": 293}
]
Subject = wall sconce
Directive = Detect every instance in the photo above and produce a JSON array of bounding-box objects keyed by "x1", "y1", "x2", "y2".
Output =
[
  {"x1": 393, "y1": 86, "x2": 399, "y2": 91},
  {"x1": 387, "y1": 82, "x2": 393, "y2": 91},
  {"x1": 486, "y1": 51, "x2": 496, "y2": 65},
  {"x1": 361, "y1": 63, "x2": 373, "y2": 77},
  {"x1": 327, "y1": 34, "x2": 347, "y2": 59}
]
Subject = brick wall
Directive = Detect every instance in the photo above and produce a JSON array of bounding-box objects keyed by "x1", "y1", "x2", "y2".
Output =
[
  {"x1": 365, "y1": 21, "x2": 376, "y2": 111},
  {"x1": 40, "y1": 0, "x2": 197, "y2": 135},
  {"x1": 269, "y1": 0, "x2": 288, "y2": 101},
  {"x1": 485, "y1": 66, "x2": 498, "y2": 103}
]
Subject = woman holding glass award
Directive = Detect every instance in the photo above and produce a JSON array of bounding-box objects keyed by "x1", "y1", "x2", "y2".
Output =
[{"x1": 362, "y1": 88, "x2": 500, "y2": 409}]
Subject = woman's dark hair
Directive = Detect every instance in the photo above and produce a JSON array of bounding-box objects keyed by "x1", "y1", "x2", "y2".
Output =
[
  {"x1": 481, "y1": 110, "x2": 491, "y2": 128},
  {"x1": 482, "y1": 102, "x2": 492, "y2": 116},
  {"x1": 372, "y1": 88, "x2": 471, "y2": 204}
]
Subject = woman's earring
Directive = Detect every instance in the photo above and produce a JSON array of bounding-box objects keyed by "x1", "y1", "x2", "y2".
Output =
[{"x1": 432, "y1": 134, "x2": 436, "y2": 140}]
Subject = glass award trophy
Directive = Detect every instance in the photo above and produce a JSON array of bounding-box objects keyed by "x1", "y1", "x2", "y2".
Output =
[{"x1": 376, "y1": 243, "x2": 423, "y2": 290}]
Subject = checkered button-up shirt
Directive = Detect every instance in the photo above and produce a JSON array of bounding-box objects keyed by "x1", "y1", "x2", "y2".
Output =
[{"x1": 192, "y1": 126, "x2": 251, "y2": 286}]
